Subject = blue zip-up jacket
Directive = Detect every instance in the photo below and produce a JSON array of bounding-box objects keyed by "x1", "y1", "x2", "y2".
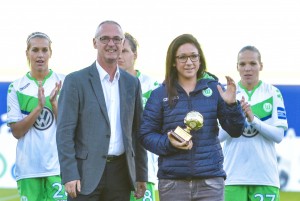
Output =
[{"x1": 139, "y1": 76, "x2": 245, "y2": 180}]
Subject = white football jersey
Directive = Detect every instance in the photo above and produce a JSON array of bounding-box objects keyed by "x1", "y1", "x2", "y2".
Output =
[
  {"x1": 7, "y1": 70, "x2": 65, "y2": 181},
  {"x1": 222, "y1": 81, "x2": 288, "y2": 188},
  {"x1": 137, "y1": 70, "x2": 160, "y2": 186}
]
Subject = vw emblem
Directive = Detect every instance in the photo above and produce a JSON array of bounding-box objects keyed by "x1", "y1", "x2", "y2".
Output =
[
  {"x1": 242, "y1": 124, "x2": 259, "y2": 138},
  {"x1": 34, "y1": 107, "x2": 54, "y2": 130}
]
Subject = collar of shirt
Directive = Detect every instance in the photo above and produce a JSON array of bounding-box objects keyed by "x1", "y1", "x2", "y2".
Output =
[{"x1": 96, "y1": 61, "x2": 120, "y2": 83}]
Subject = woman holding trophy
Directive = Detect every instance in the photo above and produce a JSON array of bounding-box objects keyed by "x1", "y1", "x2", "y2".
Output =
[{"x1": 139, "y1": 34, "x2": 246, "y2": 201}]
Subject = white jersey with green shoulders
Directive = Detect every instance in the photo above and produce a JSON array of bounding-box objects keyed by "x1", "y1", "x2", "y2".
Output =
[
  {"x1": 7, "y1": 70, "x2": 65, "y2": 181},
  {"x1": 222, "y1": 81, "x2": 288, "y2": 188},
  {"x1": 136, "y1": 70, "x2": 160, "y2": 185},
  {"x1": 137, "y1": 70, "x2": 160, "y2": 108}
]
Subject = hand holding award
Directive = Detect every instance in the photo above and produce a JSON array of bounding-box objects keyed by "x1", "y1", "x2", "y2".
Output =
[{"x1": 170, "y1": 111, "x2": 204, "y2": 143}]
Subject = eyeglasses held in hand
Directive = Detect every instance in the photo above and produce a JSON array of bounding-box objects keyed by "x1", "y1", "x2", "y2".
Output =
[
  {"x1": 98, "y1": 36, "x2": 123, "y2": 44},
  {"x1": 176, "y1": 54, "x2": 200, "y2": 63}
]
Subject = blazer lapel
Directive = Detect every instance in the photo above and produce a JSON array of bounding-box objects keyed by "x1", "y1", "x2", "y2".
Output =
[
  {"x1": 119, "y1": 70, "x2": 135, "y2": 128},
  {"x1": 89, "y1": 64, "x2": 110, "y2": 125},
  {"x1": 119, "y1": 70, "x2": 127, "y2": 121}
]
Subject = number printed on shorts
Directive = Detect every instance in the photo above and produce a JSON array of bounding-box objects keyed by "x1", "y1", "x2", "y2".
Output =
[
  {"x1": 52, "y1": 182, "x2": 67, "y2": 199},
  {"x1": 254, "y1": 193, "x2": 276, "y2": 201},
  {"x1": 143, "y1": 190, "x2": 153, "y2": 201}
]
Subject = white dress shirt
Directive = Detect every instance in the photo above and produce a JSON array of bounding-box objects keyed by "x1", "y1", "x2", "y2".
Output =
[{"x1": 96, "y1": 61, "x2": 124, "y2": 156}]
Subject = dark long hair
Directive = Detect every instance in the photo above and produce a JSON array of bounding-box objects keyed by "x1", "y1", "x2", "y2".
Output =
[{"x1": 165, "y1": 34, "x2": 207, "y2": 107}]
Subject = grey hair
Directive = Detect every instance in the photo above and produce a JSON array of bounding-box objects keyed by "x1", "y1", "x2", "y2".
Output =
[{"x1": 95, "y1": 20, "x2": 122, "y2": 37}]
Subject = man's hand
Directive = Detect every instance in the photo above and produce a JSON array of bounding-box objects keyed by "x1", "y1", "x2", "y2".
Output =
[
  {"x1": 65, "y1": 180, "x2": 81, "y2": 198},
  {"x1": 134, "y1": 182, "x2": 146, "y2": 199}
]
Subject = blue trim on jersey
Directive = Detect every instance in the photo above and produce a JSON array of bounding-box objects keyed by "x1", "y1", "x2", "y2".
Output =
[
  {"x1": 261, "y1": 115, "x2": 272, "y2": 121},
  {"x1": 21, "y1": 110, "x2": 30, "y2": 115}
]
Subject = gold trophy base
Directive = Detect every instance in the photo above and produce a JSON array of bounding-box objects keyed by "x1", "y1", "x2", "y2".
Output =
[{"x1": 170, "y1": 126, "x2": 192, "y2": 143}]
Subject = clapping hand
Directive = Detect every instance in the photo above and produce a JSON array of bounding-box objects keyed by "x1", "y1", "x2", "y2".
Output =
[
  {"x1": 50, "y1": 80, "x2": 62, "y2": 104},
  {"x1": 241, "y1": 96, "x2": 254, "y2": 122},
  {"x1": 217, "y1": 76, "x2": 237, "y2": 105}
]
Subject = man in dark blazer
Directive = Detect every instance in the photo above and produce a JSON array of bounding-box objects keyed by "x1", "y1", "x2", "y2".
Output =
[{"x1": 56, "y1": 20, "x2": 148, "y2": 201}]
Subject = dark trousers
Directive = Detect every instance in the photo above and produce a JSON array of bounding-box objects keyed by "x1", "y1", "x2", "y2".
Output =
[{"x1": 68, "y1": 154, "x2": 131, "y2": 201}]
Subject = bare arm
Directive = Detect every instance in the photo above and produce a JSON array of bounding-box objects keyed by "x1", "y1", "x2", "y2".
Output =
[
  {"x1": 10, "y1": 82, "x2": 45, "y2": 139},
  {"x1": 50, "y1": 81, "x2": 62, "y2": 120}
]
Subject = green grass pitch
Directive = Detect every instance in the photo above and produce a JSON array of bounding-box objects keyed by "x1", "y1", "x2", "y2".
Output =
[{"x1": 0, "y1": 189, "x2": 299, "y2": 201}]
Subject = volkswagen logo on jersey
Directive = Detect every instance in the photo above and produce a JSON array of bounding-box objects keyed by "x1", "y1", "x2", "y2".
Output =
[
  {"x1": 242, "y1": 124, "x2": 259, "y2": 137},
  {"x1": 33, "y1": 107, "x2": 54, "y2": 130}
]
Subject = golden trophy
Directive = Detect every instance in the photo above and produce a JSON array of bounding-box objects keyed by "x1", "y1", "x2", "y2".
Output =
[{"x1": 170, "y1": 111, "x2": 204, "y2": 143}]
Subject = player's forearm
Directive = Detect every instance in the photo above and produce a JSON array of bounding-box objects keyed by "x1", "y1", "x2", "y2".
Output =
[
  {"x1": 51, "y1": 101, "x2": 58, "y2": 120},
  {"x1": 250, "y1": 116, "x2": 284, "y2": 143},
  {"x1": 10, "y1": 106, "x2": 43, "y2": 139},
  {"x1": 218, "y1": 128, "x2": 230, "y2": 142}
]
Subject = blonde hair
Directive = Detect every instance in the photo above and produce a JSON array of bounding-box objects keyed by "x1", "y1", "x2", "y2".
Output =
[{"x1": 26, "y1": 32, "x2": 52, "y2": 51}]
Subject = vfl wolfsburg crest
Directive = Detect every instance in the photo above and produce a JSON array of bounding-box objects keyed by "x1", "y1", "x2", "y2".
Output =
[
  {"x1": 21, "y1": 196, "x2": 28, "y2": 201},
  {"x1": 202, "y1": 88, "x2": 213, "y2": 97},
  {"x1": 34, "y1": 107, "x2": 54, "y2": 130},
  {"x1": 263, "y1": 103, "x2": 272, "y2": 113}
]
